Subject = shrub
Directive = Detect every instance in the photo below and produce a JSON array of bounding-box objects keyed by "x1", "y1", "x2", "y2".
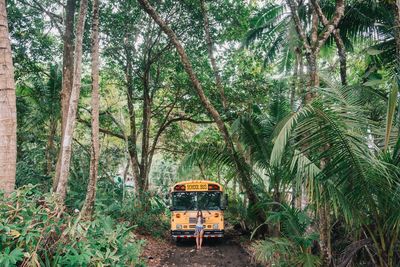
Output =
[
  {"x1": 252, "y1": 204, "x2": 320, "y2": 267},
  {"x1": 0, "y1": 185, "x2": 144, "y2": 266},
  {"x1": 119, "y1": 193, "x2": 170, "y2": 238}
]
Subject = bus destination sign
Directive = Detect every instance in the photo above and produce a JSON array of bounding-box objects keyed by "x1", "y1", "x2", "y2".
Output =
[{"x1": 186, "y1": 183, "x2": 208, "y2": 191}]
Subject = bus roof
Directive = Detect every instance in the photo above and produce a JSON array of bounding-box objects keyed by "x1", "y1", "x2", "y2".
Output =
[{"x1": 171, "y1": 180, "x2": 223, "y2": 191}]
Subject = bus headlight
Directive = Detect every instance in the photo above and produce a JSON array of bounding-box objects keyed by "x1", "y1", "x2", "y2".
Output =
[
  {"x1": 213, "y1": 224, "x2": 219, "y2": 229},
  {"x1": 176, "y1": 224, "x2": 182, "y2": 229}
]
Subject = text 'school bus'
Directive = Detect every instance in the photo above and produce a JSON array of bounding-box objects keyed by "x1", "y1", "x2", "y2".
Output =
[{"x1": 167, "y1": 180, "x2": 228, "y2": 241}]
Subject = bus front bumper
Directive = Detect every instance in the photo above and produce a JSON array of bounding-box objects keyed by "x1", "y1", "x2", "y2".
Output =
[{"x1": 171, "y1": 230, "x2": 224, "y2": 238}]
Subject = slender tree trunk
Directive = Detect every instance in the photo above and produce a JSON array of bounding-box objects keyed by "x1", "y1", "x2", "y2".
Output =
[
  {"x1": 393, "y1": 1, "x2": 400, "y2": 68},
  {"x1": 0, "y1": 0, "x2": 16, "y2": 195},
  {"x1": 290, "y1": 70, "x2": 296, "y2": 209},
  {"x1": 140, "y1": 68, "x2": 151, "y2": 194},
  {"x1": 200, "y1": 0, "x2": 227, "y2": 110},
  {"x1": 305, "y1": 52, "x2": 319, "y2": 102},
  {"x1": 82, "y1": 0, "x2": 100, "y2": 218},
  {"x1": 46, "y1": 119, "x2": 57, "y2": 175},
  {"x1": 198, "y1": 163, "x2": 207, "y2": 180},
  {"x1": 318, "y1": 201, "x2": 332, "y2": 266},
  {"x1": 56, "y1": 0, "x2": 89, "y2": 201},
  {"x1": 291, "y1": 47, "x2": 301, "y2": 112},
  {"x1": 53, "y1": 0, "x2": 76, "y2": 190},
  {"x1": 137, "y1": 0, "x2": 263, "y2": 220},
  {"x1": 394, "y1": 1, "x2": 400, "y2": 134},
  {"x1": 333, "y1": 30, "x2": 347, "y2": 85},
  {"x1": 288, "y1": 1, "x2": 345, "y2": 265},
  {"x1": 122, "y1": 159, "x2": 130, "y2": 201}
]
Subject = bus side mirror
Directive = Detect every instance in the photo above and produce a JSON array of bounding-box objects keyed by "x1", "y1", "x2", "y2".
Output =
[{"x1": 165, "y1": 193, "x2": 169, "y2": 200}]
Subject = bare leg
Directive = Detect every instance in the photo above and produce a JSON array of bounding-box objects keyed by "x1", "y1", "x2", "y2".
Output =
[
  {"x1": 199, "y1": 229, "x2": 204, "y2": 249},
  {"x1": 196, "y1": 234, "x2": 199, "y2": 249}
]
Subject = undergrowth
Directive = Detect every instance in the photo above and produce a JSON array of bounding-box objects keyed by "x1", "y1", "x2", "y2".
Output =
[{"x1": 0, "y1": 185, "x2": 145, "y2": 266}]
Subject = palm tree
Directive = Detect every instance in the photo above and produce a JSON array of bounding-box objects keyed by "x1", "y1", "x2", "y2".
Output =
[{"x1": 271, "y1": 83, "x2": 400, "y2": 266}]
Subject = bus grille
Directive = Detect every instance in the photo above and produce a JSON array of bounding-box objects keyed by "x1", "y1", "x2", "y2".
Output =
[{"x1": 189, "y1": 217, "x2": 197, "y2": 224}]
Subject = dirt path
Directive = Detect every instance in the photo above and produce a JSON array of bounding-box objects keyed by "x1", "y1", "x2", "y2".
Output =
[
  {"x1": 161, "y1": 237, "x2": 254, "y2": 267},
  {"x1": 141, "y1": 234, "x2": 256, "y2": 267}
]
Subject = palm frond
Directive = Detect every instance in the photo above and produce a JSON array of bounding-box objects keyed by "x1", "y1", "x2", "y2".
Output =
[
  {"x1": 178, "y1": 143, "x2": 234, "y2": 177},
  {"x1": 271, "y1": 106, "x2": 314, "y2": 167}
]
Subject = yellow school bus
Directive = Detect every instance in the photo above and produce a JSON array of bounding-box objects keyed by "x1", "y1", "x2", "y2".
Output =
[{"x1": 168, "y1": 180, "x2": 227, "y2": 241}]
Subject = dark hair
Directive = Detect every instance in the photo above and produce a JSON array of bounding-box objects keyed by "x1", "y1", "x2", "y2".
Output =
[{"x1": 197, "y1": 210, "x2": 203, "y2": 217}]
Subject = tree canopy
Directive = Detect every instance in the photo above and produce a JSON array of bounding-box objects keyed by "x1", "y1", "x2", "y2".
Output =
[{"x1": 0, "y1": 0, "x2": 400, "y2": 266}]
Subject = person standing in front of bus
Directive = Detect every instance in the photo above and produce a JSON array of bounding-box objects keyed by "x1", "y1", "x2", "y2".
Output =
[{"x1": 195, "y1": 210, "x2": 205, "y2": 250}]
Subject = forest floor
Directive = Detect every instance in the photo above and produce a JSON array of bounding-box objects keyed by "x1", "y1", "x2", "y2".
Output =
[{"x1": 138, "y1": 230, "x2": 257, "y2": 267}]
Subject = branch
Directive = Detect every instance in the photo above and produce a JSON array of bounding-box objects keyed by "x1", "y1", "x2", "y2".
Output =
[
  {"x1": 19, "y1": 0, "x2": 64, "y2": 36},
  {"x1": 311, "y1": 0, "x2": 347, "y2": 84},
  {"x1": 310, "y1": 0, "x2": 345, "y2": 49},
  {"x1": 286, "y1": 0, "x2": 311, "y2": 53},
  {"x1": 77, "y1": 117, "x2": 125, "y2": 140},
  {"x1": 155, "y1": 146, "x2": 185, "y2": 154}
]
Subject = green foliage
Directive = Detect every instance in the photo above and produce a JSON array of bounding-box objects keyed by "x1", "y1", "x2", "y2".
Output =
[
  {"x1": 0, "y1": 185, "x2": 144, "y2": 266},
  {"x1": 0, "y1": 247, "x2": 24, "y2": 267},
  {"x1": 253, "y1": 205, "x2": 321, "y2": 267},
  {"x1": 118, "y1": 193, "x2": 170, "y2": 238}
]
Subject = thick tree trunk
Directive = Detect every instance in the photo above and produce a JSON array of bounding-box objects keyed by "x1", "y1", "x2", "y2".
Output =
[
  {"x1": 200, "y1": 0, "x2": 227, "y2": 110},
  {"x1": 81, "y1": 0, "x2": 100, "y2": 218},
  {"x1": 56, "y1": 0, "x2": 88, "y2": 201},
  {"x1": 137, "y1": 0, "x2": 262, "y2": 218},
  {"x1": 53, "y1": 0, "x2": 76, "y2": 190},
  {"x1": 305, "y1": 52, "x2": 319, "y2": 102},
  {"x1": 271, "y1": 184, "x2": 281, "y2": 237},
  {"x1": 126, "y1": 62, "x2": 142, "y2": 194},
  {"x1": 0, "y1": 0, "x2": 17, "y2": 195}
]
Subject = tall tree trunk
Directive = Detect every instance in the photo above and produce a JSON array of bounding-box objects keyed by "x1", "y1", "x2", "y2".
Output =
[
  {"x1": 291, "y1": 47, "x2": 301, "y2": 112},
  {"x1": 333, "y1": 30, "x2": 347, "y2": 86},
  {"x1": 200, "y1": 0, "x2": 227, "y2": 110},
  {"x1": 393, "y1": 1, "x2": 400, "y2": 134},
  {"x1": 126, "y1": 61, "x2": 141, "y2": 195},
  {"x1": 393, "y1": 1, "x2": 400, "y2": 68},
  {"x1": 81, "y1": 0, "x2": 100, "y2": 218},
  {"x1": 46, "y1": 118, "x2": 57, "y2": 175},
  {"x1": 137, "y1": 0, "x2": 263, "y2": 220},
  {"x1": 53, "y1": 0, "x2": 76, "y2": 190},
  {"x1": 318, "y1": 201, "x2": 332, "y2": 266},
  {"x1": 140, "y1": 68, "x2": 151, "y2": 194},
  {"x1": 288, "y1": 1, "x2": 345, "y2": 265},
  {"x1": 56, "y1": 0, "x2": 88, "y2": 201},
  {"x1": 305, "y1": 52, "x2": 319, "y2": 102},
  {"x1": 0, "y1": 0, "x2": 17, "y2": 195}
]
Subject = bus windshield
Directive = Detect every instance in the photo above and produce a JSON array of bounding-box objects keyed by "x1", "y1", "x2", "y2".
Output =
[{"x1": 172, "y1": 191, "x2": 221, "y2": 211}]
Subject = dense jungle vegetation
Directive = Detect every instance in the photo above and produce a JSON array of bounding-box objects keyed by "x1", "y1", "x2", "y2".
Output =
[{"x1": 0, "y1": 0, "x2": 400, "y2": 266}]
